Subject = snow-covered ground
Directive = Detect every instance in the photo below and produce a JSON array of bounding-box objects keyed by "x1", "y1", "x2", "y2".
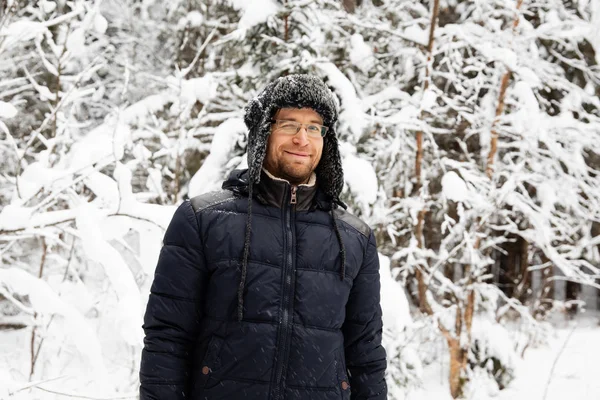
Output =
[
  {"x1": 1, "y1": 266, "x2": 599, "y2": 400},
  {"x1": 497, "y1": 316, "x2": 600, "y2": 400},
  {"x1": 401, "y1": 314, "x2": 600, "y2": 400}
]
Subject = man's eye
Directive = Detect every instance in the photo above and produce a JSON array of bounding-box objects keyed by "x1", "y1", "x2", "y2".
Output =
[
  {"x1": 280, "y1": 122, "x2": 297, "y2": 128},
  {"x1": 307, "y1": 125, "x2": 320, "y2": 133}
]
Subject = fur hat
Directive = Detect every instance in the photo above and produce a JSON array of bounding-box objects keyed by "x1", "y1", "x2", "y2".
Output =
[{"x1": 243, "y1": 74, "x2": 344, "y2": 200}]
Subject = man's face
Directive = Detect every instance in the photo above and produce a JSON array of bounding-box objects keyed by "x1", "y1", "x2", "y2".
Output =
[{"x1": 263, "y1": 107, "x2": 324, "y2": 185}]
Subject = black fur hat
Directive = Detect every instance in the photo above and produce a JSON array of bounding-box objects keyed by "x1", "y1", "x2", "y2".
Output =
[{"x1": 243, "y1": 74, "x2": 344, "y2": 200}]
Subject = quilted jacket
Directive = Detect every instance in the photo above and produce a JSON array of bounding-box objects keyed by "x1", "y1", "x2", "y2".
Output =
[{"x1": 139, "y1": 169, "x2": 387, "y2": 400}]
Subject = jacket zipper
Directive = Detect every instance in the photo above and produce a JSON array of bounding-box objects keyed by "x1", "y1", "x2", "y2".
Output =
[
  {"x1": 272, "y1": 185, "x2": 297, "y2": 400},
  {"x1": 290, "y1": 186, "x2": 297, "y2": 204}
]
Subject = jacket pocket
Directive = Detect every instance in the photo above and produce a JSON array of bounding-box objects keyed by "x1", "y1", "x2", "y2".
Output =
[
  {"x1": 198, "y1": 335, "x2": 225, "y2": 389},
  {"x1": 335, "y1": 348, "x2": 351, "y2": 399}
]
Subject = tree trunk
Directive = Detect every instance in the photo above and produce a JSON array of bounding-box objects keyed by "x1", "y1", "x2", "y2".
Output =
[
  {"x1": 486, "y1": 72, "x2": 511, "y2": 178},
  {"x1": 497, "y1": 234, "x2": 531, "y2": 303},
  {"x1": 342, "y1": 0, "x2": 357, "y2": 13},
  {"x1": 414, "y1": 0, "x2": 440, "y2": 193},
  {"x1": 565, "y1": 280, "x2": 581, "y2": 317},
  {"x1": 513, "y1": 236, "x2": 531, "y2": 304},
  {"x1": 448, "y1": 337, "x2": 468, "y2": 399},
  {"x1": 415, "y1": 209, "x2": 433, "y2": 314},
  {"x1": 534, "y1": 254, "x2": 554, "y2": 319},
  {"x1": 485, "y1": 0, "x2": 524, "y2": 178}
]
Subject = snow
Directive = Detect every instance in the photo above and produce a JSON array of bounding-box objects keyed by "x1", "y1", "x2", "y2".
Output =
[
  {"x1": 114, "y1": 162, "x2": 135, "y2": 203},
  {"x1": 110, "y1": 164, "x2": 177, "y2": 230},
  {"x1": 94, "y1": 13, "x2": 108, "y2": 34},
  {"x1": 0, "y1": 204, "x2": 33, "y2": 231},
  {"x1": 28, "y1": 208, "x2": 79, "y2": 230},
  {"x1": 65, "y1": 28, "x2": 86, "y2": 57},
  {"x1": 537, "y1": 20, "x2": 592, "y2": 41},
  {"x1": 178, "y1": 10, "x2": 204, "y2": 29},
  {"x1": 317, "y1": 62, "x2": 368, "y2": 141},
  {"x1": 122, "y1": 93, "x2": 176, "y2": 126},
  {"x1": 470, "y1": 315, "x2": 519, "y2": 386},
  {"x1": 403, "y1": 197, "x2": 427, "y2": 227},
  {"x1": 589, "y1": 0, "x2": 600, "y2": 64},
  {"x1": 0, "y1": 101, "x2": 18, "y2": 118},
  {"x1": 229, "y1": 0, "x2": 280, "y2": 34},
  {"x1": 560, "y1": 89, "x2": 582, "y2": 114},
  {"x1": 28, "y1": 77, "x2": 55, "y2": 102},
  {"x1": 75, "y1": 203, "x2": 143, "y2": 347},
  {"x1": 536, "y1": 181, "x2": 557, "y2": 212},
  {"x1": 403, "y1": 25, "x2": 429, "y2": 46},
  {"x1": 0, "y1": 19, "x2": 48, "y2": 51},
  {"x1": 380, "y1": 253, "x2": 424, "y2": 392},
  {"x1": 137, "y1": 224, "x2": 165, "y2": 277},
  {"x1": 179, "y1": 74, "x2": 219, "y2": 107},
  {"x1": 363, "y1": 87, "x2": 411, "y2": 109},
  {"x1": 145, "y1": 167, "x2": 164, "y2": 197},
  {"x1": 379, "y1": 254, "x2": 411, "y2": 333},
  {"x1": 349, "y1": 33, "x2": 375, "y2": 74},
  {"x1": 387, "y1": 104, "x2": 420, "y2": 128},
  {"x1": 40, "y1": 0, "x2": 57, "y2": 14},
  {"x1": 340, "y1": 143, "x2": 378, "y2": 216},
  {"x1": 478, "y1": 43, "x2": 518, "y2": 71},
  {"x1": 441, "y1": 171, "x2": 469, "y2": 203},
  {"x1": 188, "y1": 118, "x2": 246, "y2": 197},
  {"x1": 420, "y1": 89, "x2": 437, "y2": 112},
  {"x1": 84, "y1": 170, "x2": 120, "y2": 209},
  {"x1": 515, "y1": 66, "x2": 542, "y2": 88},
  {"x1": 0, "y1": 268, "x2": 107, "y2": 376},
  {"x1": 66, "y1": 121, "x2": 130, "y2": 170},
  {"x1": 390, "y1": 318, "x2": 600, "y2": 400},
  {"x1": 512, "y1": 81, "x2": 541, "y2": 129},
  {"x1": 496, "y1": 321, "x2": 600, "y2": 400},
  {"x1": 17, "y1": 161, "x2": 63, "y2": 201}
]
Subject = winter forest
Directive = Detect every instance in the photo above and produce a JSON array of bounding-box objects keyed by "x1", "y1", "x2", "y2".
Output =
[{"x1": 0, "y1": 0, "x2": 599, "y2": 399}]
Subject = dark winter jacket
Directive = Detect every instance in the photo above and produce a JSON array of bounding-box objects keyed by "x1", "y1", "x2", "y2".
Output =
[{"x1": 139, "y1": 169, "x2": 387, "y2": 400}]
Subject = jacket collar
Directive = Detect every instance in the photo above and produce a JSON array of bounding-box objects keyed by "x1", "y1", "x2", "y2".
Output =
[
  {"x1": 257, "y1": 169, "x2": 317, "y2": 210},
  {"x1": 222, "y1": 168, "x2": 324, "y2": 211}
]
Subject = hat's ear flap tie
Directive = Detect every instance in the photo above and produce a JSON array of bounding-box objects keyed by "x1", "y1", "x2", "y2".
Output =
[
  {"x1": 330, "y1": 203, "x2": 347, "y2": 281},
  {"x1": 238, "y1": 181, "x2": 254, "y2": 321}
]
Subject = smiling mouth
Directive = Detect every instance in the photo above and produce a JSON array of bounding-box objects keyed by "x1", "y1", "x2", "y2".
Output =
[{"x1": 285, "y1": 151, "x2": 310, "y2": 157}]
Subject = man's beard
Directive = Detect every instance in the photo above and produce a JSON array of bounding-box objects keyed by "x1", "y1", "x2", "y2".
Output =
[{"x1": 273, "y1": 162, "x2": 313, "y2": 185}]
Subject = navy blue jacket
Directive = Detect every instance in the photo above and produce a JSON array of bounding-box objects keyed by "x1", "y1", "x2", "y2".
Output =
[{"x1": 140, "y1": 170, "x2": 387, "y2": 400}]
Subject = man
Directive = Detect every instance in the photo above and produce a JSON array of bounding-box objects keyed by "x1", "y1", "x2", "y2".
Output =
[{"x1": 140, "y1": 74, "x2": 387, "y2": 400}]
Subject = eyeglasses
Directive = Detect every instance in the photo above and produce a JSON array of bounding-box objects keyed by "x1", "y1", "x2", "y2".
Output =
[{"x1": 271, "y1": 119, "x2": 329, "y2": 138}]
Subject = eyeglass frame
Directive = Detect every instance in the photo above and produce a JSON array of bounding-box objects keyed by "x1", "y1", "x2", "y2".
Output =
[{"x1": 270, "y1": 119, "x2": 329, "y2": 138}]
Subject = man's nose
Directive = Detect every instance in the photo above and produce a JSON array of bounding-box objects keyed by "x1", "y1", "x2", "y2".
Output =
[{"x1": 292, "y1": 126, "x2": 310, "y2": 146}]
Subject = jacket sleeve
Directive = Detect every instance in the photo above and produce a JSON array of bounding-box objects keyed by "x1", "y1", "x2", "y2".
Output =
[
  {"x1": 139, "y1": 201, "x2": 208, "y2": 400},
  {"x1": 342, "y1": 231, "x2": 387, "y2": 400}
]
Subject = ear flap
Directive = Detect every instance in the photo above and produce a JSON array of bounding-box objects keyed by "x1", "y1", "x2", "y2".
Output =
[
  {"x1": 244, "y1": 79, "x2": 280, "y2": 130},
  {"x1": 244, "y1": 98, "x2": 264, "y2": 130},
  {"x1": 247, "y1": 121, "x2": 270, "y2": 184},
  {"x1": 316, "y1": 125, "x2": 344, "y2": 199},
  {"x1": 244, "y1": 88, "x2": 273, "y2": 185}
]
